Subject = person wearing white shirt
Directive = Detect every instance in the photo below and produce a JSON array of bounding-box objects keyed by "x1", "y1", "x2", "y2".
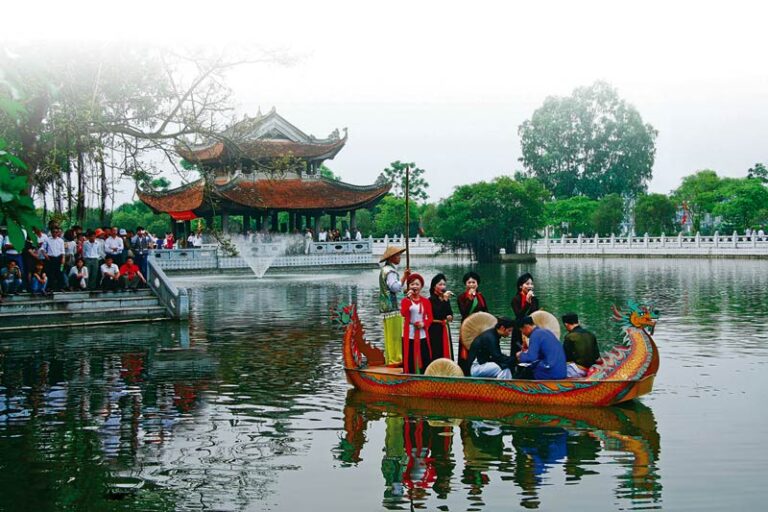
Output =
[
  {"x1": 318, "y1": 229, "x2": 328, "y2": 242},
  {"x1": 42, "y1": 228, "x2": 66, "y2": 291},
  {"x1": 104, "y1": 233, "x2": 125, "y2": 265},
  {"x1": 82, "y1": 231, "x2": 102, "y2": 290},
  {"x1": 68, "y1": 258, "x2": 89, "y2": 289},
  {"x1": 100, "y1": 255, "x2": 120, "y2": 291},
  {"x1": 187, "y1": 232, "x2": 203, "y2": 248},
  {"x1": 355, "y1": 229, "x2": 363, "y2": 241}
]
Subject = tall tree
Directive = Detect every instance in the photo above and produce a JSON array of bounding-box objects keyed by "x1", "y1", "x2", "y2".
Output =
[
  {"x1": 634, "y1": 193, "x2": 677, "y2": 235},
  {"x1": 433, "y1": 176, "x2": 548, "y2": 261},
  {"x1": 0, "y1": 42, "x2": 283, "y2": 224},
  {"x1": 381, "y1": 160, "x2": 429, "y2": 201},
  {"x1": 519, "y1": 81, "x2": 657, "y2": 199}
]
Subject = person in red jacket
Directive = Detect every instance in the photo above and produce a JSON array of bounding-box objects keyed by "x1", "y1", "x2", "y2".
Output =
[
  {"x1": 119, "y1": 256, "x2": 147, "y2": 290},
  {"x1": 400, "y1": 273, "x2": 433, "y2": 374}
]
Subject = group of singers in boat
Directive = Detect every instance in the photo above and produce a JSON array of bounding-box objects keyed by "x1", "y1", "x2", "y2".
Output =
[{"x1": 378, "y1": 245, "x2": 601, "y2": 380}]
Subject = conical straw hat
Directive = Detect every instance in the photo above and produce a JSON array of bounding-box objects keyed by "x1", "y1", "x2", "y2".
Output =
[
  {"x1": 379, "y1": 245, "x2": 407, "y2": 262},
  {"x1": 424, "y1": 358, "x2": 464, "y2": 377},
  {"x1": 531, "y1": 310, "x2": 561, "y2": 338},
  {"x1": 460, "y1": 311, "x2": 497, "y2": 349}
]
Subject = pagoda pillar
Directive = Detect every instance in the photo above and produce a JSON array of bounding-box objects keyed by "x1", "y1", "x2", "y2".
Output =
[
  {"x1": 203, "y1": 215, "x2": 214, "y2": 232},
  {"x1": 288, "y1": 212, "x2": 296, "y2": 233},
  {"x1": 330, "y1": 214, "x2": 337, "y2": 230},
  {"x1": 305, "y1": 214, "x2": 312, "y2": 232},
  {"x1": 222, "y1": 212, "x2": 230, "y2": 234},
  {"x1": 243, "y1": 214, "x2": 251, "y2": 234},
  {"x1": 350, "y1": 210, "x2": 357, "y2": 231},
  {"x1": 271, "y1": 211, "x2": 279, "y2": 232},
  {"x1": 184, "y1": 220, "x2": 192, "y2": 242}
]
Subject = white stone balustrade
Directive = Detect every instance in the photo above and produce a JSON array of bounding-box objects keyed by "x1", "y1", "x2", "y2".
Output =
[{"x1": 533, "y1": 232, "x2": 768, "y2": 257}]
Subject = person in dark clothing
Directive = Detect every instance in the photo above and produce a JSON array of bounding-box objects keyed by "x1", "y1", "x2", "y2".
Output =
[
  {"x1": 510, "y1": 272, "x2": 539, "y2": 356},
  {"x1": 517, "y1": 316, "x2": 567, "y2": 380},
  {"x1": 467, "y1": 317, "x2": 515, "y2": 379},
  {"x1": 561, "y1": 312, "x2": 601, "y2": 377},
  {"x1": 428, "y1": 273, "x2": 455, "y2": 362},
  {"x1": 456, "y1": 271, "x2": 489, "y2": 375}
]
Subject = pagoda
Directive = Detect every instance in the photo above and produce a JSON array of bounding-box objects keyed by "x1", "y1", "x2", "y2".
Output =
[{"x1": 138, "y1": 108, "x2": 390, "y2": 235}]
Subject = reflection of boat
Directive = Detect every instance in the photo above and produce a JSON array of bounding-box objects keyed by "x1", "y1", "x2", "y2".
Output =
[
  {"x1": 342, "y1": 304, "x2": 659, "y2": 406},
  {"x1": 340, "y1": 389, "x2": 661, "y2": 503}
]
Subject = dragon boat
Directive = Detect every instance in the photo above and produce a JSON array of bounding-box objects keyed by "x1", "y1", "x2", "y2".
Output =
[{"x1": 341, "y1": 302, "x2": 659, "y2": 407}]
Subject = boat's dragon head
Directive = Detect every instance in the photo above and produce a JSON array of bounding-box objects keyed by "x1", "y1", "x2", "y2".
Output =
[{"x1": 612, "y1": 301, "x2": 659, "y2": 332}]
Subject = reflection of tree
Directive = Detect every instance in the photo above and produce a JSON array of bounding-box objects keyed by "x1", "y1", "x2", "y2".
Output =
[{"x1": 0, "y1": 322, "x2": 216, "y2": 510}]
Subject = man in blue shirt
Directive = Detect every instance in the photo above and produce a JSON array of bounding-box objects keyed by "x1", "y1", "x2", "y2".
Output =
[{"x1": 516, "y1": 316, "x2": 567, "y2": 380}]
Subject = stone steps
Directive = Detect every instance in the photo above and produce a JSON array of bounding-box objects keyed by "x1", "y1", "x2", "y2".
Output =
[{"x1": 0, "y1": 289, "x2": 171, "y2": 331}]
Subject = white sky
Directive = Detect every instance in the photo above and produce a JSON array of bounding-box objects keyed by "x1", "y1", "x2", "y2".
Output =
[{"x1": 6, "y1": 0, "x2": 768, "y2": 203}]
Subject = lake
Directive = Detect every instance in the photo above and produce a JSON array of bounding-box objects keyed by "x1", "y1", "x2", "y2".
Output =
[{"x1": 1, "y1": 258, "x2": 766, "y2": 511}]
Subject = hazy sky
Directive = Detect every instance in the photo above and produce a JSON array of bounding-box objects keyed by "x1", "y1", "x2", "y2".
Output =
[{"x1": 6, "y1": 0, "x2": 768, "y2": 203}]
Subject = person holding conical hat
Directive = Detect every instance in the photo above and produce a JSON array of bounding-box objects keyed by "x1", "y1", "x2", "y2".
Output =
[{"x1": 379, "y1": 245, "x2": 410, "y2": 365}]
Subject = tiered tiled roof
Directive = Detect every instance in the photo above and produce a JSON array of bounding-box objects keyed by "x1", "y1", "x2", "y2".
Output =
[
  {"x1": 138, "y1": 177, "x2": 390, "y2": 215},
  {"x1": 177, "y1": 108, "x2": 347, "y2": 164}
]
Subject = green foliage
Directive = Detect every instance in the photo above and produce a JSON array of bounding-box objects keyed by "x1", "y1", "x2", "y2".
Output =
[
  {"x1": 419, "y1": 202, "x2": 438, "y2": 236},
  {"x1": 319, "y1": 164, "x2": 341, "y2": 181},
  {"x1": 634, "y1": 193, "x2": 678, "y2": 235},
  {"x1": 747, "y1": 162, "x2": 768, "y2": 183},
  {"x1": 353, "y1": 208, "x2": 373, "y2": 235},
  {"x1": 382, "y1": 160, "x2": 429, "y2": 202},
  {"x1": 712, "y1": 178, "x2": 768, "y2": 232},
  {"x1": 671, "y1": 170, "x2": 723, "y2": 232},
  {"x1": 433, "y1": 176, "x2": 548, "y2": 261},
  {"x1": 519, "y1": 81, "x2": 657, "y2": 199},
  {"x1": 545, "y1": 196, "x2": 599, "y2": 236},
  {"x1": 371, "y1": 195, "x2": 420, "y2": 237},
  {"x1": 0, "y1": 138, "x2": 42, "y2": 249},
  {"x1": 110, "y1": 201, "x2": 171, "y2": 236},
  {"x1": 592, "y1": 193, "x2": 625, "y2": 235}
]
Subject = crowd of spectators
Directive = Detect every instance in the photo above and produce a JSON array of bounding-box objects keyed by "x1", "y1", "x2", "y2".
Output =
[{"x1": 0, "y1": 222, "x2": 172, "y2": 298}]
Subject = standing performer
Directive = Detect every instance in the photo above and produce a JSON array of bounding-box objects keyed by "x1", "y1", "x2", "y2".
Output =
[
  {"x1": 427, "y1": 273, "x2": 455, "y2": 363},
  {"x1": 400, "y1": 273, "x2": 433, "y2": 374},
  {"x1": 379, "y1": 245, "x2": 410, "y2": 365},
  {"x1": 510, "y1": 272, "x2": 539, "y2": 356},
  {"x1": 456, "y1": 271, "x2": 488, "y2": 375}
]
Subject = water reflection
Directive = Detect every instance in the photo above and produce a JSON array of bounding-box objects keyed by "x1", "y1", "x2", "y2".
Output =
[
  {"x1": 0, "y1": 322, "x2": 214, "y2": 510},
  {"x1": 339, "y1": 390, "x2": 662, "y2": 510}
]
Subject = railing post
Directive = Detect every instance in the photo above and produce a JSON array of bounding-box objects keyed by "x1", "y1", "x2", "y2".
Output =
[
  {"x1": 644, "y1": 232, "x2": 649, "y2": 248},
  {"x1": 660, "y1": 233, "x2": 666, "y2": 248},
  {"x1": 610, "y1": 233, "x2": 615, "y2": 248},
  {"x1": 696, "y1": 231, "x2": 701, "y2": 248},
  {"x1": 678, "y1": 232, "x2": 683, "y2": 247},
  {"x1": 732, "y1": 230, "x2": 738, "y2": 248},
  {"x1": 713, "y1": 231, "x2": 719, "y2": 248}
]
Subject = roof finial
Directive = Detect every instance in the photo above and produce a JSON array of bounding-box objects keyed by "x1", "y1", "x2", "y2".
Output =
[
  {"x1": 270, "y1": 106, "x2": 276, "y2": 114},
  {"x1": 256, "y1": 106, "x2": 262, "y2": 118}
]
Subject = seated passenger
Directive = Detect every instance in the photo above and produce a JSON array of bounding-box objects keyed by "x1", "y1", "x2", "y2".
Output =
[
  {"x1": 68, "y1": 257, "x2": 89, "y2": 290},
  {"x1": 30, "y1": 261, "x2": 48, "y2": 296},
  {"x1": 119, "y1": 256, "x2": 147, "y2": 290},
  {"x1": 561, "y1": 312, "x2": 601, "y2": 378},
  {"x1": 467, "y1": 317, "x2": 515, "y2": 379},
  {"x1": 516, "y1": 316, "x2": 567, "y2": 380}
]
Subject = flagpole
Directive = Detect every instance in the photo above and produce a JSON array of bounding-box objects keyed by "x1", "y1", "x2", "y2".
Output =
[{"x1": 405, "y1": 165, "x2": 411, "y2": 270}]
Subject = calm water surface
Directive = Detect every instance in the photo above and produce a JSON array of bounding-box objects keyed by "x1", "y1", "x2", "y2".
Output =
[{"x1": 1, "y1": 258, "x2": 767, "y2": 511}]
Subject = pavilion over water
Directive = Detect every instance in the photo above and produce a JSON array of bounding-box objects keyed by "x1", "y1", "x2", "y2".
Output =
[{"x1": 138, "y1": 108, "x2": 390, "y2": 235}]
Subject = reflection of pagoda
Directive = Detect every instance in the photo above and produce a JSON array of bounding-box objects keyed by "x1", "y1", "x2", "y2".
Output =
[{"x1": 138, "y1": 108, "x2": 390, "y2": 234}]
